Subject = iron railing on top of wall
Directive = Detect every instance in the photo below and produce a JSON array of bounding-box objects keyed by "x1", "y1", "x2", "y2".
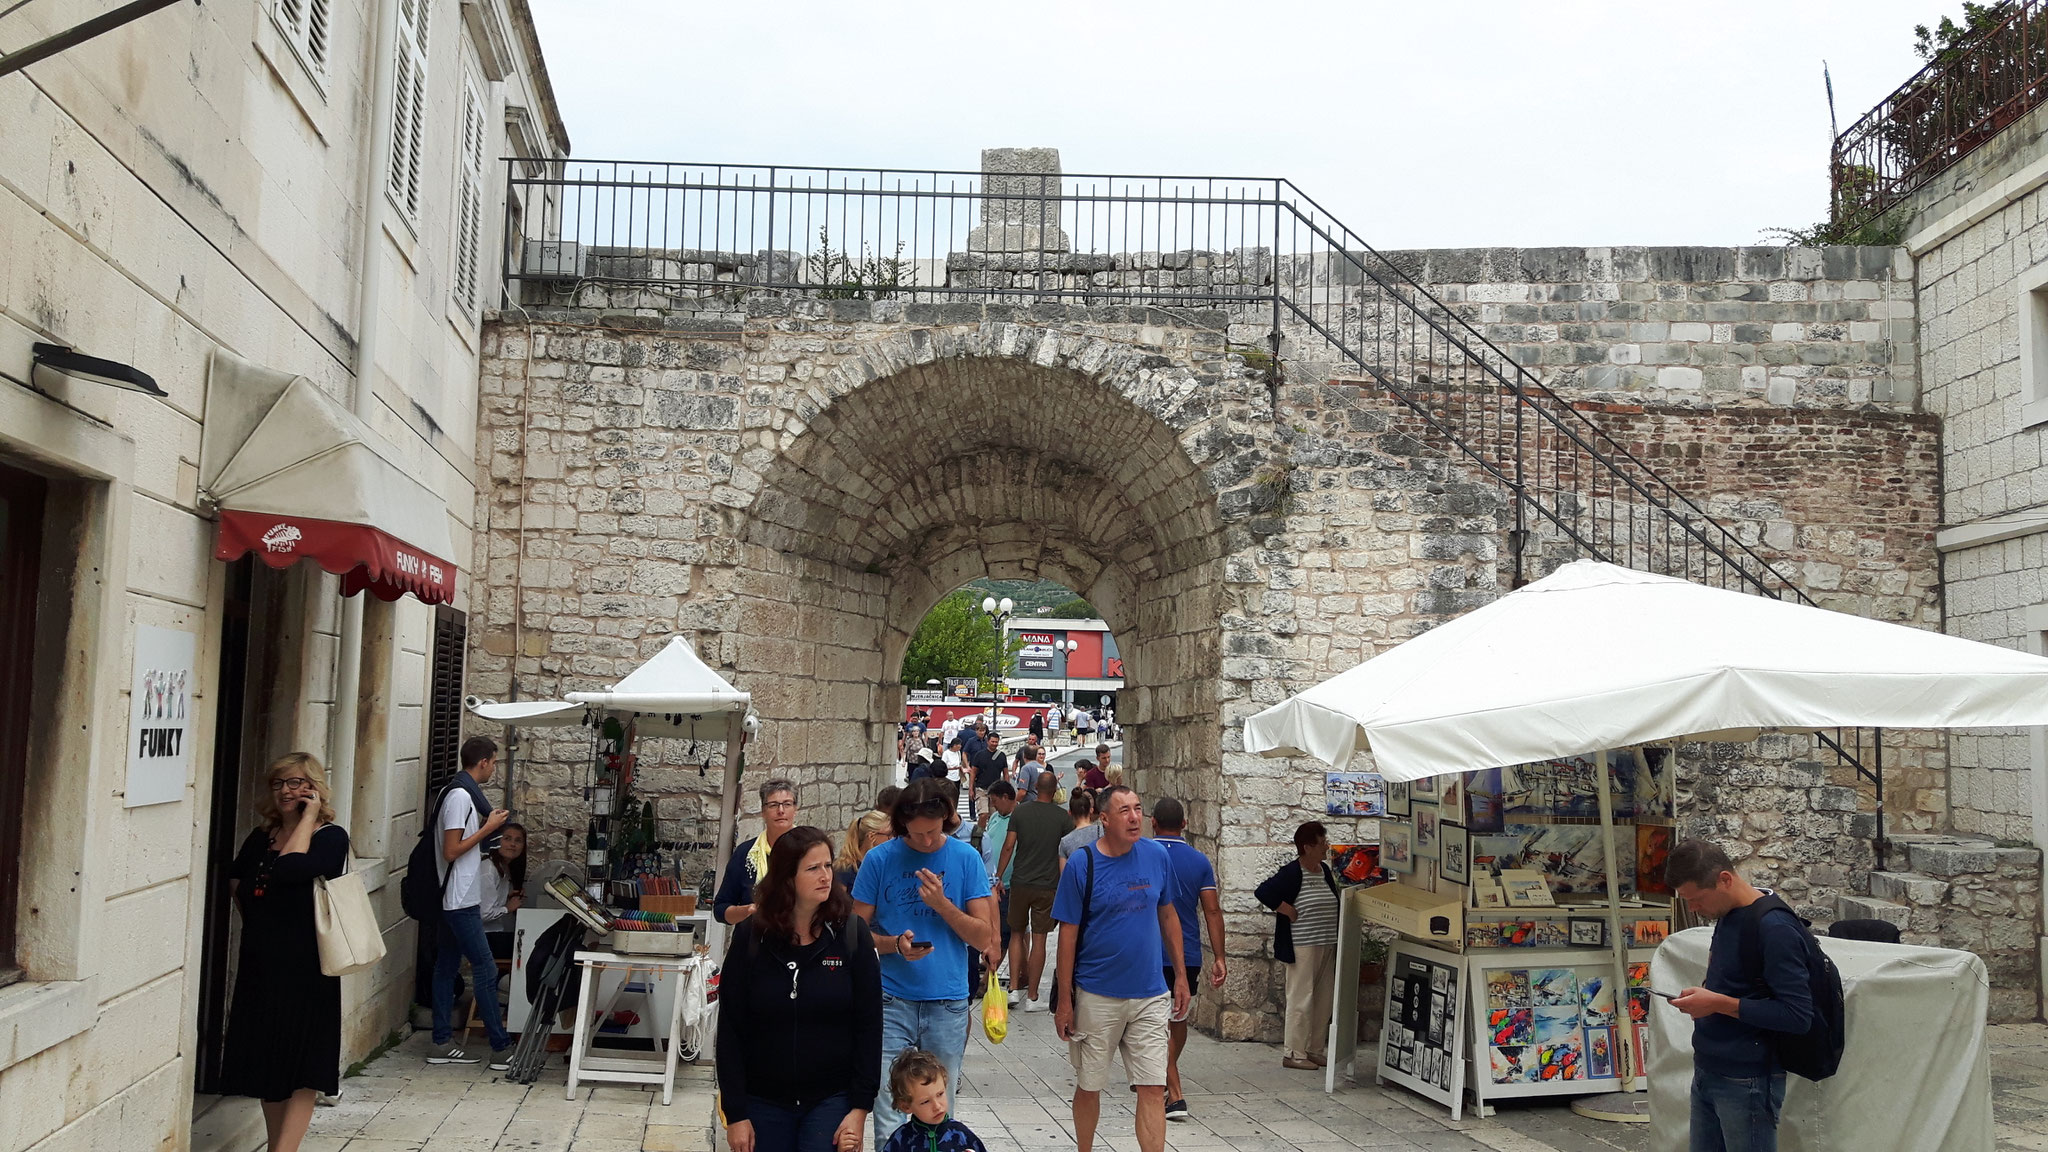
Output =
[
  {"x1": 502, "y1": 160, "x2": 1892, "y2": 856},
  {"x1": 1832, "y1": 0, "x2": 2048, "y2": 232}
]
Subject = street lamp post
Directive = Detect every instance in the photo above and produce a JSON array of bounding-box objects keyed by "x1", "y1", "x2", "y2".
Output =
[
  {"x1": 980, "y1": 595, "x2": 1014, "y2": 737},
  {"x1": 1054, "y1": 637, "x2": 1076, "y2": 708}
]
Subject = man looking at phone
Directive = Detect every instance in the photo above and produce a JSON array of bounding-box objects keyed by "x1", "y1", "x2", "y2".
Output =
[
  {"x1": 428, "y1": 736, "x2": 514, "y2": 1067},
  {"x1": 1666, "y1": 838, "x2": 1815, "y2": 1152},
  {"x1": 852, "y1": 777, "x2": 999, "y2": 1146}
]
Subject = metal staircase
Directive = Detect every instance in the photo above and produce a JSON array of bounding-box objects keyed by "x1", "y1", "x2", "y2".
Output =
[{"x1": 501, "y1": 161, "x2": 1890, "y2": 856}]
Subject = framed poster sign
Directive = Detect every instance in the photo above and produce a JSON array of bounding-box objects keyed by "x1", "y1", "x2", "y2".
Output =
[
  {"x1": 1379, "y1": 942, "x2": 1466, "y2": 1115},
  {"x1": 126, "y1": 625, "x2": 197, "y2": 807}
]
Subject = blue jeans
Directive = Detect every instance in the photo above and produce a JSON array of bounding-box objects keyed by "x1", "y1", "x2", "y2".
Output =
[
  {"x1": 432, "y1": 905, "x2": 509, "y2": 1050},
  {"x1": 1690, "y1": 1068, "x2": 1787, "y2": 1152},
  {"x1": 872, "y1": 997, "x2": 970, "y2": 1146},
  {"x1": 746, "y1": 1092, "x2": 852, "y2": 1152}
]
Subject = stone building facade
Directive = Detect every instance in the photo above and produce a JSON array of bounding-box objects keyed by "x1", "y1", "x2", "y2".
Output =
[
  {"x1": 469, "y1": 229, "x2": 1954, "y2": 1035},
  {"x1": 0, "y1": 3, "x2": 566, "y2": 1150}
]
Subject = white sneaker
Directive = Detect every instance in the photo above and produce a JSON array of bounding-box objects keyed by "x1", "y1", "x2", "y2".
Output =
[
  {"x1": 1008, "y1": 990, "x2": 1024, "y2": 1008},
  {"x1": 1024, "y1": 998, "x2": 1050, "y2": 1013}
]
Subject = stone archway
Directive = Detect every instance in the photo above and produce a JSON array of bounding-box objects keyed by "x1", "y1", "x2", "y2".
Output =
[{"x1": 728, "y1": 328, "x2": 1240, "y2": 840}]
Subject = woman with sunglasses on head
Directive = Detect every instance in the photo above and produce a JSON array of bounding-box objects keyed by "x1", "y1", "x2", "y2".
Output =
[
  {"x1": 218, "y1": 752, "x2": 351, "y2": 1152},
  {"x1": 718, "y1": 825, "x2": 882, "y2": 1152}
]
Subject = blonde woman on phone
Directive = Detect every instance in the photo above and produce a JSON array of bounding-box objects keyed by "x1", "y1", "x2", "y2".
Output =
[{"x1": 219, "y1": 752, "x2": 351, "y2": 1152}]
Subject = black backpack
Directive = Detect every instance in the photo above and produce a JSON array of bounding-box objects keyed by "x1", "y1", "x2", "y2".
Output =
[
  {"x1": 400, "y1": 775, "x2": 492, "y2": 923},
  {"x1": 1737, "y1": 894, "x2": 1847, "y2": 1081}
]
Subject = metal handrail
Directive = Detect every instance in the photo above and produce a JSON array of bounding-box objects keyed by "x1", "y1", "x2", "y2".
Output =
[{"x1": 1832, "y1": 0, "x2": 2048, "y2": 230}]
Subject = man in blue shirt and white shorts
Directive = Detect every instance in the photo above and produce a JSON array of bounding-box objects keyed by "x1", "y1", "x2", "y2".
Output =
[{"x1": 1052, "y1": 785, "x2": 1189, "y2": 1152}]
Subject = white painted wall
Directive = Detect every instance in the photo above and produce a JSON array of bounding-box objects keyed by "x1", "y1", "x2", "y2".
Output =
[{"x1": 0, "y1": 1, "x2": 565, "y2": 1148}]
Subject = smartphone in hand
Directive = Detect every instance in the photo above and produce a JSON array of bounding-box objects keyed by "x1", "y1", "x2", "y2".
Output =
[{"x1": 1651, "y1": 989, "x2": 1680, "y2": 1000}]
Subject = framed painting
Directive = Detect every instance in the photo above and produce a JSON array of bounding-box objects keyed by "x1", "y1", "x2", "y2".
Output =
[
  {"x1": 1385, "y1": 779, "x2": 1412, "y2": 818},
  {"x1": 1438, "y1": 821, "x2": 1470, "y2": 884},
  {"x1": 1382, "y1": 821, "x2": 1416, "y2": 873}
]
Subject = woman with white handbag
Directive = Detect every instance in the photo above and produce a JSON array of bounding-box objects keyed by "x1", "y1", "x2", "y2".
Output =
[{"x1": 218, "y1": 752, "x2": 355, "y2": 1152}]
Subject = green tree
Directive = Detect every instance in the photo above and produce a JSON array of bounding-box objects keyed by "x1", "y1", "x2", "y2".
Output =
[
  {"x1": 900, "y1": 590, "x2": 1026, "y2": 689},
  {"x1": 1047, "y1": 596, "x2": 1098, "y2": 619}
]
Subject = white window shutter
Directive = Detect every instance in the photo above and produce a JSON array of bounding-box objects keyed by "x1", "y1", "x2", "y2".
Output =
[
  {"x1": 454, "y1": 76, "x2": 485, "y2": 312},
  {"x1": 387, "y1": 0, "x2": 432, "y2": 224}
]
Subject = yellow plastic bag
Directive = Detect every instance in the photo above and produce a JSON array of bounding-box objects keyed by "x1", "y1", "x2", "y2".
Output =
[{"x1": 982, "y1": 969, "x2": 1008, "y2": 1043}]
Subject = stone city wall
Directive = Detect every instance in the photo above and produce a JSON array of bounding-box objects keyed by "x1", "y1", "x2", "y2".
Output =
[{"x1": 472, "y1": 274, "x2": 1942, "y2": 1039}]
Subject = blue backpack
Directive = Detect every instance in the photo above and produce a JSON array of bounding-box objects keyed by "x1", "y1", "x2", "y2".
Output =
[{"x1": 1737, "y1": 894, "x2": 1847, "y2": 1081}]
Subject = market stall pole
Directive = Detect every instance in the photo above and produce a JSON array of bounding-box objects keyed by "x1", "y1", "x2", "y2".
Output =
[{"x1": 1247, "y1": 559, "x2": 2048, "y2": 1121}]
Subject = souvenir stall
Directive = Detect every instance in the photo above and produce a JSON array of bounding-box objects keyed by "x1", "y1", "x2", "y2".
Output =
[
  {"x1": 1248, "y1": 560, "x2": 2048, "y2": 1121},
  {"x1": 1319, "y1": 749, "x2": 1675, "y2": 1116},
  {"x1": 467, "y1": 636, "x2": 754, "y2": 1087}
]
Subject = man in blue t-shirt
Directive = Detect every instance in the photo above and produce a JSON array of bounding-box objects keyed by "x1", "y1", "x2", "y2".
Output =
[
  {"x1": 1150, "y1": 797, "x2": 1227, "y2": 1123},
  {"x1": 1052, "y1": 785, "x2": 1188, "y2": 1152},
  {"x1": 852, "y1": 777, "x2": 999, "y2": 1147}
]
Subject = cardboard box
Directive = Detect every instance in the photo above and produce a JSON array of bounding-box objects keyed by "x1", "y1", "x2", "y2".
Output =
[{"x1": 1356, "y1": 882, "x2": 1463, "y2": 944}]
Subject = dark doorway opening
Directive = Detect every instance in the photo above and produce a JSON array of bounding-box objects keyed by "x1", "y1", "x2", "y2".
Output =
[{"x1": 0, "y1": 458, "x2": 48, "y2": 981}]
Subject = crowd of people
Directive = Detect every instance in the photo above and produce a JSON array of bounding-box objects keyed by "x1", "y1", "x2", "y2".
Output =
[
  {"x1": 206, "y1": 729, "x2": 1815, "y2": 1152},
  {"x1": 712, "y1": 750, "x2": 1236, "y2": 1152}
]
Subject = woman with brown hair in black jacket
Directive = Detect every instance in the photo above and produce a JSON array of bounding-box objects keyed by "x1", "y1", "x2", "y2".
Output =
[{"x1": 718, "y1": 825, "x2": 883, "y2": 1152}]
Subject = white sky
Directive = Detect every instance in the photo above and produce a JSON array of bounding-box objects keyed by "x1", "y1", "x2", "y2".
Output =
[{"x1": 527, "y1": 1, "x2": 1941, "y2": 250}]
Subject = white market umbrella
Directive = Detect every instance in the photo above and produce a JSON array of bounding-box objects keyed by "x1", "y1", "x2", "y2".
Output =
[
  {"x1": 469, "y1": 636, "x2": 755, "y2": 941},
  {"x1": 1245, "y1": 559, "x2": 2048, "y2": 782}
]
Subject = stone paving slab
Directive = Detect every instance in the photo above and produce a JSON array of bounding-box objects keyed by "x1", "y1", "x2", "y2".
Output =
[{"x1": 324, "y1": 1012, "x2": 2048, "y2": 1151}]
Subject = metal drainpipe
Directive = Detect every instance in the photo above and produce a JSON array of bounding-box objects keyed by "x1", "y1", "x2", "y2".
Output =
[{"x1": 330, "y1": 0, "x2": 403, "y2": 835}]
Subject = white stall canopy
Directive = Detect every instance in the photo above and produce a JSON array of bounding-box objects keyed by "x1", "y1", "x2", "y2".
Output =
[
  {"x1": 1245, "y1": 560, "x2": 2048, "y2": 782},
  {"x1": 469, "y1": 635, "x2": 753, "y2": 742}
]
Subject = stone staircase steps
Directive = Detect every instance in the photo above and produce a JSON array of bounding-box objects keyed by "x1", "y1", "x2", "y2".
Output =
[
  {"x1": 1868, "y1": 869, "x2": 1949, "y2": 906},
  {"x1": 1834, "y1": 893, "x2": 1912, "y2": 931}
]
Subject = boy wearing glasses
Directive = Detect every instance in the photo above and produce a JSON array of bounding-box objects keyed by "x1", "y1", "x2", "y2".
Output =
[{"x1": 851, "y1": 778, "x2": 1000, "y2": 1146}]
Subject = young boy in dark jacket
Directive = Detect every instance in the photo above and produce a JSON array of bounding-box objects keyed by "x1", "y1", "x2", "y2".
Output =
[{"x1": 881, "y1": 1049, "x2": 987, "y2": 1152}]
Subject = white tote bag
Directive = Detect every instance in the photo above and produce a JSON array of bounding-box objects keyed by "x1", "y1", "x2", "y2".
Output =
[{"x1": 314, "y1": 851, "x2": 387, "y2": 977}]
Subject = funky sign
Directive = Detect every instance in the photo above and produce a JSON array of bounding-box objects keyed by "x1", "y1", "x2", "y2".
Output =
[{"x1": 126, "y1": 624, "x2": 197, "y2": 807}]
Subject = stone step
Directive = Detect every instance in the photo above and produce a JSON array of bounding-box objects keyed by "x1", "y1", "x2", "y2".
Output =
[
  {"x1": 1834, "y1": 893, "x2": 1911, "y2": 929},
  {"x1": 1905, "y1": 838, "x2": 1999, "y2": 878},
  {"x1": 189, "y1": 1094, "x2": 265, "y2": 1152},
  {"x1": 1868, "y1": 870, "x2": 1948, "y2": 907}
]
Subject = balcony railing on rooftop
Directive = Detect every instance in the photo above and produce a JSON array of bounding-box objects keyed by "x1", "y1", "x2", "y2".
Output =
[{"x1": 1832, "y1": 0, "x2": 2048, "y2": 231}]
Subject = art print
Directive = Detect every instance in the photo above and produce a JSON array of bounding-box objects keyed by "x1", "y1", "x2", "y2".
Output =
[
  {"x1": 1530, "y1": 968, "x2": 1577, "y2": 1006},
  {"x1": 1636, "y1": 824, "x2": 1675, "y2": 896},
  {"x1": 1490, "y1": 1045, "x2": 1539, "y2": 1084},
  {"x1": 1325, "y1": 771, "x2": 1387, "y2": 817},
  {"x1": 1413, "y1": 802, "x2": 1440, "y2": 857},
  {"x1": 1489, "y1": 1008, "x2": 1533, "y2": 1046},
  {"x1": 1506, "y1": 823, "x2": 1634, "y2": 896},
  {"x1": 1501, "y1": 755, "x2": 1601, "y2": 819},
  {"x1": 1628, "y1": 989, "x2": 1651, "y2": 1026},
  {"x1": 1330, "y1": 843, "x2": 1384, "y2": 886},
  {"x1": 1569, "y1": 917, "x2": 1607, "y2": 947},
  {"x1": 1587, "y1": 1027, "x2": 1615, "y2": 1079},
  {"x1": 1472, "y1": 834, "x2": 1526, "y2": 873},
  {"x1": 1627, "y1": 962, "x2": 1650, "y2": 988},
  {"x1": 1536, "y1": 1038, "x2": 1583, "y2": 1081},
  {"x1": 1384, "y1": 779, "x2": 1411, "y2": 818},
  {"x1": 1411, "y1": 773, "x2": 1439, "y2": 800},
  {"x1": 1579, "y1": 973, "x2": 1616, "y2": 1027},
  {"x1": 1439, "y1": 776, "x2": 1462, "y2": 822},
  {"x1": 1534, "y1": 919, "x2": 1568, "y2": 947},
  {"x1": 1466, "y1": 923, "x2": 1498, "y2": 950},
  {"x1": 1486, "y1": 969, "x2": 1530, "y2": 1010},
  {"x1": 1533, "y1": 1005, "x2": 1581, "y2": 1044},
  {"x1": 1498, "y1": 920, "x2": 1536, "y2": 947},
  {"x1": 1438, "y1": 822, "x2": 1470, "y2": 885},
  {"x1": 1465, "y1": 767, "x2": 1505, "y2": 833},
  {"x1": 1381, "y1": 822, "x2": 1415, "y2": 873},
  {"x1": 1633, "y1": 920, "x2": 1670, "y2": 947}
]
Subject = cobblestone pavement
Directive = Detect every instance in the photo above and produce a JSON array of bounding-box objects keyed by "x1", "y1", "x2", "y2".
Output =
[{"x1": 308, "y1": 1009, "x2": 2048, "y2": 1151}]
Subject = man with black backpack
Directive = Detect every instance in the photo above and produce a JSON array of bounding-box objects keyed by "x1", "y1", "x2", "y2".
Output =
[
  {"x1": 420, "y1": 736, "x2": 513, "y2": 1067},
  {"x1": 1667, "y1": 838, "x2": 1839, "y2": 1152}
]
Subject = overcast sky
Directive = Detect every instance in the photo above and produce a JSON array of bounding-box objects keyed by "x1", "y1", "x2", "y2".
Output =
[{"x1": 527, "y1": 1, "x2": 1942, "y2": 250}]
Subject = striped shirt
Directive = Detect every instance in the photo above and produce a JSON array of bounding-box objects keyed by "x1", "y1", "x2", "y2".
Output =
[{"x1": 1291, "y1": 867, "x2": 1341, "y2": 948}]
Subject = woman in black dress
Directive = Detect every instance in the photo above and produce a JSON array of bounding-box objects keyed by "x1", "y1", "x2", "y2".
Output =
[{"x1": 220, "y1": 752, "x2": 349, "y2": 1152}]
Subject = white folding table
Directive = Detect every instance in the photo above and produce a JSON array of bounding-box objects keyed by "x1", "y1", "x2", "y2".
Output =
[{"x1": 564, "y1": 949, "x2": 709, "y2": 1105}]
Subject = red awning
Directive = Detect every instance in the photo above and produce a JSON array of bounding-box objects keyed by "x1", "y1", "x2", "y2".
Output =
[{"x1": 215, "y1": 509, "x2": 458, "y2": 605}]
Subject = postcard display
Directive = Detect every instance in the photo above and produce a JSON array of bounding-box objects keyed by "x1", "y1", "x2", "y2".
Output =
[{"x1": 1365, "y1": 749, "x2": 1676, "y2": 1118}]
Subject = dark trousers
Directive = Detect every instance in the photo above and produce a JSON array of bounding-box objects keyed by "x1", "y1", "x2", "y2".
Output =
[
  {"x1": 1690, "y1": 1068, "x2": 1786, "y2": 1152},
  {"x1": 745, "y1": 1092, "x2": 851, "y2": 1152}
]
